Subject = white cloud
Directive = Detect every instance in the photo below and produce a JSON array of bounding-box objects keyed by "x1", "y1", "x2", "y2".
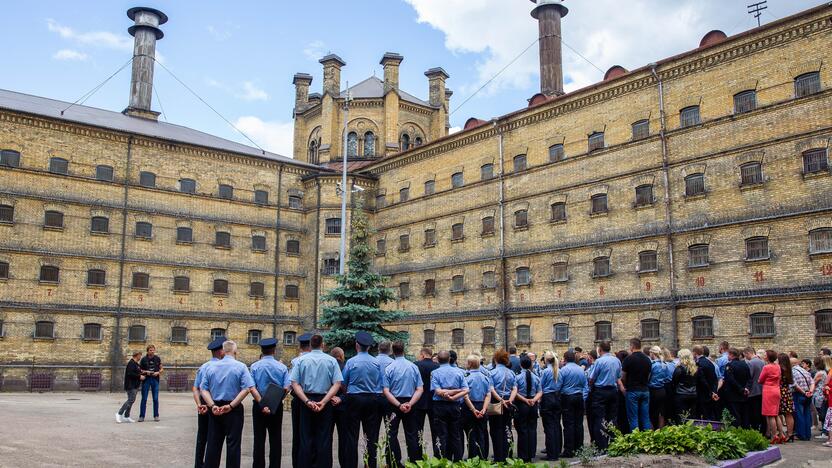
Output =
[
  {"x1": 207, "y1": 25, "x2": 233, "y2": 41},
  {"x1": 53, "y1": 49, "x2": 89, "y2": 61},
  {"x1": 303, "y1": 40, "x2": 327, "y2": 61},
  {"x1": 233, "y1": 116, "x2": 294, "y2": 157},
  {"x1": 448, "y1": 126, "x2": 462, "y2": 135},
  {"x1": 46, "y1": 18, "x2": 132, "y2": 51},
  {"x1": 238, "y1": 81, "x2": 269, "y2": 101}
]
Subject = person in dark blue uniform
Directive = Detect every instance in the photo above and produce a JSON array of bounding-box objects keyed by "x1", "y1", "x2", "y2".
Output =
[
  {"x1": 558, "y1": 350, "x2": 589, "y2": 458},
  {"x1": 382, "y1": 341, "x2": 424, "y2": 467},
  {"x1": 290, "y1": 332, "x2": 312, "y2": 468},
  {"x1": 539, "y1": 352, "x2": 562, "y2": 461},
  {"x1": 511, "y1": 356, "x2": 542, "y2": 462},
  {"x1": 430, "y1": 350, "x2": 469, "y2": 461},
  {"x1": 199, "y1": 340, "x2": 257, "y2": 468},
  {"x1": 193, "y1": 337, "x2": 225, "y2": 468},
  {"x1": 329, "y1": 346, "x2": 350, "y2": 468},
  {"x1": 250, "y1": 338, "x2": 290, "y2": 468},
  {"x1": 462, "y1": 354, "x2": 492, "y2": 460},
  {"x1": 489, "y1": 349, "x2": 518, "y2": 463},
  {"x1": 415, "y1": 347, "x2": 440, "y2": 456},
  {"x1": 341, "y1": 331, "x2": 385, "y2": 468}
]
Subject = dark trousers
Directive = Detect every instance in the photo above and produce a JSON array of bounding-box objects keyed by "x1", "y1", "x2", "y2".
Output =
[
  {"x1": 297, "y1": 394, "x2": 334, "y2": 468},
  {"x1": 342, "y1": 393, "x2": 381, "y2": 468},
  {"x1": 724, "y1": 399, "x2": 749, "y2": 429},
  {"x1": 748, "y1": 395, "x2": 764, "y2": 434},
  {"x1": 387, "y1": 397, "x2": 423, "y2": 467},
  {"x1": 195, "y1": 411, "x2": 209, "y2": 468},
  {"x1": 333, "y1": 398, "x2": 350, "y2": 468},
  {"x1": 514, "y1": 402, "x2": 539, "y2": 462},
  {"x1": 204, "y1": 402, "x2": 244, "y2": 468},
  {"x1": 462, "y1": 401, "x2": 488, "y2": 460},
  {"x1": 540, "y1": 393, "x2": 562, "y2": 460},
  {"x1": 663, "y1": 383, "x2": 676, "y2": 427},
  {"x1": 414, "y1": 406, "x2": 441, "y2": 457},
  {"x1": 432, "y1": 401, "x2": 463, "y2": 461},
  {"x1": 118, "y1": 387, "x2": 139, "y2": 417},
  {"x1": 590, "y1": 387, "x2": 618, "y2": 451},
  {"x1": 793, "y1": 392, "x2": 813, "y2": 441},
  {"x1": 649, "y1": 387, "x2": 667, "y2": 429},
  {"x1": 561, "y1": 393, "x2": 584, "y2": 457},
  {"x1": 697, "y1": 395, "x2": 719, "y2": 421},
  {"x1": 140, "y1": 377, "x2": 160, "y2": 418},
  {"x1": 488, "y1": 410, "x2": 513, "y2": 462},
  {"x1": 291, "y1": 396, "x2": 300, "y2": 467},
  {"x1": 674, "y1": 394, "x2": 697, "y2": 423},
  {"x1": 252, "y1": 402, "x2": 283, "y2": 468}
]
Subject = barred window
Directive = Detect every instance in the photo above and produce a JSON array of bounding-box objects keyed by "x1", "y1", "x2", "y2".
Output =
[
  {"x1": 680, "y1": 106, "x2": 700, "y2": 128},
  {"x1": 83, "y1": 323, "x2": 102, "y2": 341},
  {"x1": 215, "y1": 231, "x2": 231, "y2": 248},
  {"x1": 481, "y1": 217, "x2": 495, "y2": 235},
  {"x1": 139, "y1": 171, "x2": 156, "y2": 188},
  {"x1": 514, "y1": 210, "x2": 528, "y2": 228},
  {"x1": 210, "y1": 328, "x2": 225, "y2": 342},
  {"x1": 179, "y1": 178, "x2": 196, "y2": 194},
  {"x1": 740, "y1": 162, "x2": 763, "y2": 185},
  {"x1": 0, "y1": 204, "x2": 13, "y2": 223},
  {"x1": 128, "y1": 325, "x2": 146, "y2": 342},
  {"x1": 590, "y1": 194, "x2": 608, "y2": 214},
  {"x1": 745, "y1": 236, "x2": 769, "y2": 261},
  {"x1": 552, "y1": 262, "x2": 568, "y2": 282},
  {"x1": 424, "y1": 180, "x2": 435, "y2": 195},
  {"x1": 553, "y1": 323, "x2": 569, "y2": 343},
  {"x1": 35, "y1": 321, "x2": 55, "y2": 339},
  {"x1": 632, "y1": 120, "x2": 650, "y2": 140},
  {"x1": 255, "y1": 190, "x2": 270, "y2": 205},
  {"x1": 325, "y1": 218, "x2": 341, "y2": 235},
  {"x1": 482, "y1": 327, "x2": 496, "y2": 345},
  {"x1": 803, "y1": 149, "x2": 829, "y2": 174},
  {"x1": 322, "y1": 258, "x2": 339, "y2": 275},
  {"x1": 283, "y1": 331, "x2": 296, "y2": 345},
  {"x1": 688, "y1": 244, "x2": 709, "y2": 267},
  {"x1": 588, "y1": 132, "x2": 605, "y2": 152},
  {"x1": 49, "y1": 157, "x2": 68, "y2": 175},
  {"x1": 0, "y1": 261, "x2": 8, "y2": 279},
  {"x1": 286, "y1": 239, "x2": 300, "y2": 255},
  {"x1": 45, "y1": 210, "x2": 64, "y2": 228},
  {"x1": 592, "y1": 256, "x2": 611, "y2": 277},
  {"x1": 513, "y1": 154, "x2": 527, "y2": 172},
  {"x1": 733, "y1": 90, "x2": 757, "y2": 114},
  {"x1": 638, "y1": 250, "x2": 658, "y2": 273},
  {"x1": 692, "y1": 316, "x2": 714, "y2": 339},
  {"x1": 252, "y1": 235, "x2": 266, "y2": 251},
  {"x1": 250, "y1": 282, "x2": 265, "y2": 298},
  {"x1": 349, "y1": 132, "x2": 359, "y2": 155},
  {"x1": 635, "y1": 184, "x2": 653, "y2": 206},
  {"x1": 816, "y1": 310, "x2": 832, "y2": 335},
  {"x1": 516, "y1": 325, "x2": 531, "y2": 344},
  {"x1": 424, "y1": 279, "x2": 436, "y2": 296},
  {"x1": 423, "y1": 329, "x2": 436, "y2": 345},
  {"x1": 515, "y1": 267, "x2": 531, "y2": 285},
  {"x1": 364, "y1": 131, "x2": 376, "y2": 156},
  {"x1": 247, "y1": 330, "x2": 262, "y2": 345},
  {"x1": 595, "y1": 321, "x2": 612, "y2": 341},
  {"x1": 424, "y1": 229, "x2": 436, "y2": 246},
  {"x1": 95, "y1": 165, "x2": 114, "y2": 182},
  {"x1": 641, "y1": 319, "x2": 660, "y2": 340},
  {"x1": 399, "y1": 234, "x2": 410, "y2": 251},
  {"x1": 451, "y1": 275, "x2": 464, "y2": 292},
  {"x1": 173, "y1": 276, "x2": 190, "y2": 292},
  {"x1": 91, "y1": 216, "x2": 109, "y2": 233},
  {"x1": 481, "y1": 164, "x2": 494, "y2": 180},
  {"x1": 376, "y1": 239, "x2": 386, "y2": 255},
  {"x1": 399, "y1": 187, "x2": 409, "y2": 203},
  {"x1": 289, "y1": 195, "x2": 303, "y2": 210},
  {"x1": 482, "y1": 271, "x2": 496, "y2": 289},
  {"x1": 171, "y1": 326, "x2": 188, "y2": 343},
  {"x1": 40, "y1": 265, "x2": 59, "y2": 283},
  {"x1": 452, "y1": 328, "x2": 464, "y2": 345},
  {"x1": 218, "y1": 184, "x2": 234, "y2": 200},
  {"x1": 794, "y1": 72, "x2": 821, "y2": 98},
  {"x1": 809, "y1": 228, "x2": 832, "y2": 254},
  {"x1": 750, "y1": 313, "x2": 775, "y2": 337},
  {"x1": 132, "y1": 272, "x2": 149, "y2": 289},
  {"x1": 87, "y1": 269, "x2": 106, "y2": 286},
  {"x1": 376, "y1": 194, "x2": 386, "y2": 208},
  {"x1": 399, "y1": 282, "x2": 410, "y2": 299},
  {"x1": 685, "y1": 173, "x2": 705, "y2": 196},
  {"x1": 135, "y1": 222, "x2": 152, "y2": 239},
  {"x1": 452, "y1": 223, "x2": 464, "y2": 240},
  {"x1": 176, "y1": 227, "x2": 193, "y2": 243},
  {"x1": 0, "y1": 149, "x2": 20, "y2": 167},
  {"x1": 551, "y1": 202, "x2": 566, "y2": 222},
  {"x1": 549, "y1": 144, "x2": 565, "y2": 162},
  {"x1": 213, "y1": 279, "x2": 229, "y2": 295},
  {"x1": 451, "y1": 172, "x2": 464, "y2": 188}
]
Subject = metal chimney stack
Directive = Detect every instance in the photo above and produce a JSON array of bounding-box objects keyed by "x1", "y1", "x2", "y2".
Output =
[
  {"x1": 531, "y1": 0, "x2": 568, "y2": 96},
  {"x1": 124, "y1": 7, "x2": 167, "y2": 120}
]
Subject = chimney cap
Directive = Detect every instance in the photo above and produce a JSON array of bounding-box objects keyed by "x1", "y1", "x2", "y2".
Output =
[
  {"x1": 292, "y1": 73, "x2": 313, "y2": 85},
  {"x1": 319, "y1": 54, "x2": 346, "y2": 67},
  {"x1": 424, "y1": 67, "x2": 450, "y2": 79},
  {"x1": 445, "y1": 89, "x2": 454, "y2": 97},
  {"x1": 530, "y1": 0, "x2": 568, "y2": 19},
  {"x1": 380, "y1": 52, "x2": 404, "y2": 66},
  {"x1": 127, "y1": 7, "x2": 167, "y2": 39},
  {"x1": 127, "y1": 6, "x2": 168, "y2": 24}
]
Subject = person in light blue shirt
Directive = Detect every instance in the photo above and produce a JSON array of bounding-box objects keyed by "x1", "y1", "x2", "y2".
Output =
[
  {"x1": 199, "y1": 340, "x2": 257, "y2": 468},
  {"x1": 511, "y1": 356, "x2": 542, "y2": 462},
  {"x1": 382, "y1": 341, "x2": 424, "y2": 466},
  {"x1": 463, "y1": 355, "x2": 492, "y2": 460},
  {"x1": 716, "y1": 341, "x2": 730, "y2": 382},
  {"x1": 488, "y1": 350, "x2": 518, "y2": 463},
  {"x1": 539, "y1": 352, "x2": 562, "y2": 461},
  {"x1": 289, "y1": 332, "x2": 312, "y2": 468},
  {"x1": 558, "y1": 350, "x2": 588, "y2": 458},
  {"x1": 192, "y1": 337, "x2": 224, "y2": 468},
  {"x1": 647, "y1": 346, "x2": 671, "y2": 430},
  {"x1": 341, "y1": 331, "x2": 385, "y2": 468},
  {"x1": 587, "y1": 342, "x2": 622, "y2": 451},
  {"x1": 249, "y1": 338, "x2": 290, "y2": 468},
  {"x1": 377, "y1": 340, "x2": 395, "y2": 372},
  {"x1": 430, "y1": 350, "x2": 469, "y2": 461}
]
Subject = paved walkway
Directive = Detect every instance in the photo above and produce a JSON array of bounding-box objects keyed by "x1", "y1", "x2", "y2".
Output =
[{"x1": 0, "y1": 392, "x2": 829, "y2": 467}]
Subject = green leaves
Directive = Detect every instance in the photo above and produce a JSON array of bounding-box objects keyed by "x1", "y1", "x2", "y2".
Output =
[
  {"x1": 607, "y1": 422, "x2": 750, "y2": 461},
  {"x1": 404, "y1": 457, "x2": 547, "y2": 468}
]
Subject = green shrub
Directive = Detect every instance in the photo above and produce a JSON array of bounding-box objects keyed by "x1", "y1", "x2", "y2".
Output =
[
  {"x1": 607, "y1": 421, "x2": 750, "y2": 461},
  {"x1": 726, "y1": 428, "x2": 769, "y2": 452},
  {"x1": 405, "y1": 457, "x2": 547, "y2": 468}
]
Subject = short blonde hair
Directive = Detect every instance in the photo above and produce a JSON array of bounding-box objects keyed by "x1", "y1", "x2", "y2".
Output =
[
  {"x1": 649, "y1": 346, "x2": 663, "y2": 359},
  {"x1": 222, "y1": 340, "x2": 237, "y2": 354},
  {"x1": 466, "y1": 354, "x2": 481, "y2": 369}
]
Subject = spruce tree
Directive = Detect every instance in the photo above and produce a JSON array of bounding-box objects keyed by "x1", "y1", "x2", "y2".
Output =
[{"x1": 319, "y1": 196, "x2": 409, "y2": 355}]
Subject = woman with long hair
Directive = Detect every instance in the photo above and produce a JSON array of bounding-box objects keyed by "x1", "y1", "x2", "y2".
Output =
[
  {"x1": 813, "y1": 356, "x2": 831, "y2": 439},
  {"x1": 777, "y1": 352, "x2": 795, "y2": 442},
  {"x1": 671, "y1": 349, "x2": 698, "y2": 424},
  {"x1": 488, "y1": 349, "x2": 517, "y2": 463},
  {"x1": 510, "y1": 356, "x2": 542, "y2": 462},
  {"x1": 759, "y1": 350, "x2": 783, "y2": 443},
  {"x1": 539, "y1": 352, "x2": 562, "y2": 461},
  {"x1": 648, "y1": 346, "x2": 670, "y2": 428}
]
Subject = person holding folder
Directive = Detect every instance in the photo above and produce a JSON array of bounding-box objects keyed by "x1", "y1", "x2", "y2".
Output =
[{"x1": 250, "y1": 337, "x2": 290, "y2": 468}]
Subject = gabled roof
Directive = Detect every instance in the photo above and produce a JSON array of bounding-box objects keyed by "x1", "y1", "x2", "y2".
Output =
[
  {"x1": 339, "y1": 76, "x2": 434, "y2": 108},
  {"x1": 0, "y1": 88, "x2": 319, "y2": 168}
]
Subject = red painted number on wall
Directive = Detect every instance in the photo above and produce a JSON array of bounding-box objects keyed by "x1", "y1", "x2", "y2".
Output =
[
  {"x1": 557, "y1": 289, "x2": 562, "y2": 298},
  {"x1": 217, "y1": 299, "x2": 223, "y2": 307},
  {"x1": 427, "y1": 301, "x2": 432, "y2": 309},
  {"x1": 179, "y1": 297, "x2": 184, "y2": 304},
  {"x1": 822, "y1": 264, "x2": 832, "y2": 276},
  {"x1": 644, "y1": 281, "x2": 652, "y2": 291},
  {"x1": 695, "y1": 277, "x2": 705, "y2": 287},
  {"x1": 138, "y1": 295, "x2": 143, "y2": 302},
  {"x1": 47, "y1": 289, "x2": 52, "y2": 296},
  {"x1": 599, "y1": 286, "x2": 605, "y2": 296},
  {"x1": 93, "y1": 292, "x2": 98, "y2": 299},
  {"x1": 754, "y1": 271, "x2": 765, "y2": 282},
  {"x1": 519, "y1": 293, "x2": 525, "y2": 302}
]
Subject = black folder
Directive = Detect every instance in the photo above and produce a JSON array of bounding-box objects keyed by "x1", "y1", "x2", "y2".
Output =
[{"x1": 260, "y1": 383, "x2": 286, "y2": 414}]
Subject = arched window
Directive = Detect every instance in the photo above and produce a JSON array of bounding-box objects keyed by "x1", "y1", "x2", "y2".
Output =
[
  {"x1": 283, "y1": 331, "x2": 297, "y2": 345},
  {"x1": 215, "y1": 232, "x2": 231, "y2": 248},
  {"x1": 49, "y1": 157, "x2": 68, "y2": 175},
  {"x1": 87, "y1": 269, "x2": 106, "y2": 286},
  {"x1": 688, "y1": 244, "x2": 709, "y2": 267},
  {"x1": 549, "y1": 144, "x2": 565, "y2": 162},
  {"x1": 638, "y1": 250, "x2": 658, "y2": 273},
  {"x1": 592, "y1": 256, "x2": 611, "y2": 277},
  {"x1": 733, "y1": 90, "x2": 757, "y2": 114},
  {"x1": 173, "y1": 276, "x2": 190, "y2": 292},
  {"x1": 452, "y1": 223, "x2": 464, "y2": 240},
  {"x1": 132, "y1": 272, "x2": 149, "y2": 289},
  {"x1": 250, "y1": 282, "x2": 265, "y2": 298},
  {"x1": 515, "y1": 267, "x2": 531, "y2": 285},
  {"x1": 514, "y1": 209, "x2": 528, "y2": 228},
  {"x1": 171, "y1": 326, "x2": 188, "y2": 343},
  {"x1": 363, "y1": 132, "x2": 375, "y2": 157},
  {"x1": 480, "y1": 164, "x2": 494, "y2": 180},
  {"x1": 0, "y1": 261, "x2": 8, "y2": 279},
  {"x1": 795, "y1": 72, "x2": 821, "y2": 98},
  {"x1": 482, "y1": 327, "x2": 496, "y2": 345},
  {"x1": 749, "y1": 313, "x2": 775, "y2": 337},
  {"x1": 451, "y1": 328, "x2": 465, "y2": 345},
  {"x1": 400, "y1": 134, "x2": 410, "y2": 151},
  {"x1": 91, "y1": 216, "x2": 109, "y2": 233},
  {"x1": 0, "y1": 204, "x2": 13, "y2": 223},
  {"x1": 139, "y1": 171, "x2": 156, "y2": 188},
  {"x1": 424, "y1": 279, "x2": 436, "y2": 296},
  {"x1": 218, "y1": 184, "x2": 234, "y2": 200},
  {"x1": 40, "y1": 265, "x2": 59, "y2": 283},
  {"x1": 128, "y1": 325, "x2": 146, "y2": 342},
  {"x1": 44, "y1": 210, "x2": 64, "y2": 228},
  {"x1": 35, "y1": 321, "x2": 55, "y2": 339},
  {"x1": 347, "y1": 132, "x2": 358, "y2": 157},
  {"x1": 553, "y1": 323, "x2": 569, "y2": 342},
  {"x1": 0, "y1": 149, "x2": 20, "y2": 168},
  {"x1": 745, "y1": 236, "x2": 769, "y2": 261},
  {"x1": 398, "y1": 282, "x2": 410, "y2": 299},
  {"x1": 423, "y1": 329, "x2": 436, "y2": 345},
  {"x1": 692, "y1": 316, "x2": 714, "y2": 339},
  {"x1": 482, "y1": 271, "x2": 496, "y2": 289},
  {"x1": 286, "y1": 239, "x2": 300, "y2": 255},
  {"x1": 595, "y1": 321, "x2": 612, "y2": 341},
  {"x1": 247, "y1": 330, "x2": 262, "y2": 345},
  {"x1": 513, "y1": 154, "x2": 527, "y2": 172},
  {"x1": 632, "y1": 120, "x2": 650, "y2": 140},
  {"x1": 414, "y1": 137, "x2": 423, "y2": 147},
  {"x1": 552, "y1": 262, "x2": 568, "y2": 282},
  {"x1": 251, "y1": 235, "x2": 266, "y2": 251},
  {"x1": 481, "y1": 216, "x2": 495, "y2": 235},
  {"x1": 176, "y1": 227, "x2": 193, "y2": 243},
  {"x1": 516, "y1": 325, "x2": 531, "y2": 344},
  {"x1": 451, "y1": 172, "x2": 464, "y2": 188},
  {"x1": 210, "y1": 328, "x2": 226, "y2": 341},
  {"x1": 685, "y1": 173, "x2": 706, "y2": 196},
  {"x1": 179, "y1": 178, "x2": 196, "y2": 194},
  {"x1": 641, "y1": 319, "x2": 660, "y2": 340},
  {"x1": 588, "y1": 132, "x2": 605, "y2": 152},
  {"x1": 551, "y1": 202, "x2": 566, "y2": 222},
  {"x1": 740, "y1": 162, "x2": 763, "y2": 185},
  {"x1": 635, "y1": 184, "x2": 653, "y2": 206},
  {"x1": 451, "y1": 275, "x2": 464, "y2": 292},
  {"x1": 308, "y1": 140, "x2": 319, "y2": 164},
  {"x1": 809, "y1": 228, "x2": 832, "y2": 254},
  {"x1": 590, "y1": 194, "x2": 608, "y2": 214},
  {"x1": 803, "y1": 149, "x2": 828, "y2": 174},
  {"x1": 816, "y1": 310, "x2": 832, "y2": 335},
  {"x1": 95, "y1": 165, "x2": 113, "y2": 181},
  {"x1": 135, "y1": 221, "x2": 152, "y2": 239},
  {"x1": 83, "y1": 323, "x2": 102, "y2": 341},
  {"x1": 680, "y1": 106, "x2": 700, "y2": 128},
  {"x1": 213, "y1": 279, "x2": 229, "y2": 295}
]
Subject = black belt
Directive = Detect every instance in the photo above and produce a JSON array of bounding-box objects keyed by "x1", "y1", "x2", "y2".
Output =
[{"x1": 593, "y1": 385, "x2": 616, "y2": 390}]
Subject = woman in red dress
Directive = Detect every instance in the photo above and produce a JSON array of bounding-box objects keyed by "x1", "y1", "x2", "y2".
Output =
[{"x1": 759, "y1": 350, "x2": 783, "y2": 443}]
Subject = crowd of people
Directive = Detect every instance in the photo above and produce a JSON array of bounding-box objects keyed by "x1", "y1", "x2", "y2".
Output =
[{"x1": 114, "y1": 334, "x2": 832, "y2": 467}]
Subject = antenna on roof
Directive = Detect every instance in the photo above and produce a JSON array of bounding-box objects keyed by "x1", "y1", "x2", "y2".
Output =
[{"x1": 747, "y1": 1, "x2": 767, "y2": 28}]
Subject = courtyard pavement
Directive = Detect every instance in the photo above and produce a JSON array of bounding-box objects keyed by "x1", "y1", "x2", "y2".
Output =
[{"x1": 0, "y1": 392, "x2": 830, "y2": 467}]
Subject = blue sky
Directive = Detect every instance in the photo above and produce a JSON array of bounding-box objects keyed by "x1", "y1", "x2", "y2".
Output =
[{"x1": 0, "y1": 0, "x2": 823, "y2": 157}]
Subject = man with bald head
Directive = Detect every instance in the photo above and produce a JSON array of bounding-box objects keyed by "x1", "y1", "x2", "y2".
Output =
[{"x1": 430, "y1": 350, "x2": 469, "y2": 461}]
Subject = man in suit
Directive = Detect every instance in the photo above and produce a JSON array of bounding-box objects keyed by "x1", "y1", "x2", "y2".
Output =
[
  {"x1": 722, "y1": 348, "x2": 751, "y2": 428},
  {"x1": 415, "y1": 347, "x2": 440, "y2": 456},
  {"x1": 693, "y1": 345, "x2": 719, "y2": 420}
]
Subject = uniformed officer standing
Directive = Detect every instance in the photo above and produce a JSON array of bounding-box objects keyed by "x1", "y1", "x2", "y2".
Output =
[
  {"x1": 488, "y1": 350, "x2": 518, "y2": 463},
  {"x1": 250, "y1": 338, "x2": 290, "y2": 468},
  {"x1": 558, "y1": 350, "x2": 589, "y2": 458},
  {"x1": 462, "y1": 354, "x2": 492, "y2": 460},
  {"x1": 290, "y1": 333, "x2": 312, "y2": 467},
  {"x1": 588, "y1": 341, "x2": 622, "y2": 451},
  {"x1": 539, "y1": 352, "x2": 562, "y2": 461},
  {"x1": 382, "y1": 341, "x2": 424, "y2": 467},
  {"x1": 193, "y1": 337, "x2": 225, "y2": 468},
  {"x1": 511, "y1": 356, "x2": 542, "y2": 462},
  {"x1": 341, "y1": 331, "x2": 385, "y2": 468},
  {"x1": 329, "y1": 347, "x2": 350, "y2": 468},
  {"x1": 199, "y1": 340, "x2": 256, "y2": 468},
  {"x1": 430, "y1": 350, "x2": 469, "y2": 461},
  {"x1": 290, "y1": 334, "x2": 343, "y2": 468}
]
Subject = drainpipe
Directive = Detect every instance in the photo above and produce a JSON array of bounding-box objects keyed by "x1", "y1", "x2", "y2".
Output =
[
  {"x1": 496, "y1": 122, "x2": 509, "y2": 348},
  {"x1": 272, "y1": 166, "x2": 284, "y2": 338},
  {"x1": 312, "y1": 180, "x2": 322, "y2": 329},
  {"x1": 110, "y1": 136, "x2": 133, "y2": 391},
  {"x1": 650, "y1": 63, "x2": 679, "y2": 349}
]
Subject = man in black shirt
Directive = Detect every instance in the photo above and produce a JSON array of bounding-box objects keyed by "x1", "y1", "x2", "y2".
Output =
[
  {"x1": 139, "y1": 344, "x2": 163, "y2": 422},
  {"x1": 621, "y1": 338, "x2": 652, "y2": 431},
  {"x1": 116, "y1": 351, "x2": 143, "y2": 423},
  {"x1": 414, "y1": 347, "x2": 440, "y2": 457},
  {"x1": 722, "y1": 348, "x2": 751, "y2": 428},
  {"x1": 693, "y1": 345, "x2": 719, "y2": 421}
]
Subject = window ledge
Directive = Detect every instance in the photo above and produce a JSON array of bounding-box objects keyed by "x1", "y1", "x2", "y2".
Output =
[
  {"x1": 637, "y1": 269, "x2": 659, "y2": 276},
  {"x1": 423, "y1": 243, "x2": 436, "y2": 249},
  {"x1": 739, "y1": 181, "x2": 766, "y2": 191},
  {"x1": 214, "y1": 245, "x2": 232, "y2": 250},
  {"x1": 0, "y1": 278, "x2": 8, "y2": 283},
  {"x1": 375, "y1": 252, "x2": 387, "y2": 258},
  {"x1": 173, "y1": 290, "x2": 190, "y2": 295},
  {"x1": 451, "y1": 237, "x2": 465, "y2": 244},
  {"x1": 169, "y1": 341, "x2": 190, "y2": 346},
  {"x1": 802, "y1": 170, "x2": 830, "y2": 181},
  {"x1": 744, "y1": 257, "x2": 771, "y2": 264},
  {"x1": 249, "y1": 295, "x2": 266, "y2": 300},
  {"x1": 399, "y1": 296, "x2": 411, "y2": 301},
  {"x1": 688, "y1": 263, "x2": 711, "y2": 270},
  {"x1": 251, "y1": 249, "x2": 267, "y2": 254},
  {"x1": 513, "y1": 225, "x2": 529, "y2": 232},
  {"x1": 481, "y1": 231, "x2": 495, "y2": 238},
  {"x1": 0, "y1": 221, "x2": 13, "y2": 226},
  {"x1": 397, "y1": 248, "x2": 411, "y2": 253},
  {"x1": 134, "y1": 236, "x2": 153, "y2": 241},
  {"x1": 81, "y1": 338, "x2": 103, "y2": 343},
  {"x1": 212, "y1": 292, "x2": 229, "y2": 297},
  {"x1": 549, "y1": 278, "x2": 569, "y2": 284},
  {"x1": 324, "y1": 233, "x2": 340, "y2": 238},
  {"x1": 749, "y1": 334, "x2": 776, "y2": 339},
  {"x1": 131, "y1": 287, "x2": 149, "y2": 292},
  {"x1": 692, "y1": 336, "x2": 715, "y2": 340},
  {"x1": 286, "y1": 252, "x2": 300, "y2": 257},
  {"x1": 450, "y1": 289, "x2": 466, "y2": 295},
  {"x1": 589, "y1": 211, "x2": 609, "y2": 218},
  {"x1": 176, "y1": 241, "x2": 193, "y2": 246},
  {"x1": 684, "y1": 193, "x2": 707, "y2": 201},
  {"x1": 43, "y1": 226, "x2": 64, "y2": 232},
  {"x1": 553, "y1": 340, "x2": 570, "y2": 344},
  {"x1": 85, "y1": 284, "x2": 106, "y2": 289},
  {"x1": 127, "y1": 339, "x2": 147, "y2": 344},
  {"x1": 38, "y1": 280, "x2": 59, "y2": 285},
  {"x1": 33, "y1": 337, "x2": 56, "y2": 342},
  {"x1": 514, "y1": 282, "x2": 532, "y2": 289},
  {"x1": 422, "y1": 292, "x2": 436, "y2": 298},
  {"x1": 591, "y1": 273, "x2": 614, "y2": 279},
  {"x1": 549, "y1": 219, "x2": 567, "y2": 226},
  {"x1": 283, "y1": 296, "x2": 299, "y2": 301},
  {"x1": 480, "y1": 286, "x2": 497, "y2": 291},
  {"x1": 90, "y1": 231, "x2": 110, "y2": 236},
  {"x1": 634, "y1": 202, "x2": 655, "y2": 210},
  {"x1": 808, "y1": 250, "x2": 832, "y2": 259}
]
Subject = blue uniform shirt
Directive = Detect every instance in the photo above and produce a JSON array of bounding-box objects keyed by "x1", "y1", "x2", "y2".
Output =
[
  {"x1": 465, "y1": 368, "x2": 493, "y2": 402},
  {"x1": 193, "y1": 357, "x2": 219, "y2": 390},
  {"x1": 343, "y1": 352, "x2": 385, "y2": 394},
  {"x1": 430, "y1": 363, "x2": 469, "y2": 400},
  {"x1": 665, "y1": 359, "x2": 676, "y2": 378},
  {"x1": 289, "y1": 349, "x2": 343, "y2": 394},
  {"x1": 514, "y1": 370, "x2": 542, "y2": 398},
  {"x1": 200, "y1": 355, "x2": 255, "y2": 401},
  {"x1": 250, "y1": 355, "x2": 290, "y2": 396},
  {"x1": 648, "y1": 359, "x2": 670, "y2": 389},
  {"x1": 384, "y1": 356, "x2": 422, "y2": 398},
  {"x1": 589, "y1": 354, "x2": 622, "y2": 388},
  {"x1": 377, "y1": 353, "x2": 394, "y2": 373},
  {"x1": 540, "y1": 366, "x2": 558, "y2": 394},
  {"x1": 490, "y1": 364, "x2": 517, "y2": 400},
  {"x1": 716, "y1": 352, "x2": 729, "y2": 380},
  {"x1": 555, "y1": 362, "x2": 589, "y2": 399}
]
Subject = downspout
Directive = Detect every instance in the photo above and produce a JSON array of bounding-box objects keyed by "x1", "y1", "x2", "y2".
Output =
[
  {"x1": 496, "y1": 122, "x2": 509, "y2": 348},
  {"x1": 272, "y1": 165, "x2": 284, "y2": 338},
  {"x1": 111, "y1": 135, "x2": 133, "y2": 391},
  {"x1": 312, "y1": 179, "x2": 322, "y2": 330},
  {"x1": 650, "y1": 64, "x2": 679, "y2": 349}
]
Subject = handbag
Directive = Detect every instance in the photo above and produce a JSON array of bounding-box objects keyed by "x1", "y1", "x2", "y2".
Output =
[{"x1": 486, "y1": 370, "x2": 509, "y2": 416}]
